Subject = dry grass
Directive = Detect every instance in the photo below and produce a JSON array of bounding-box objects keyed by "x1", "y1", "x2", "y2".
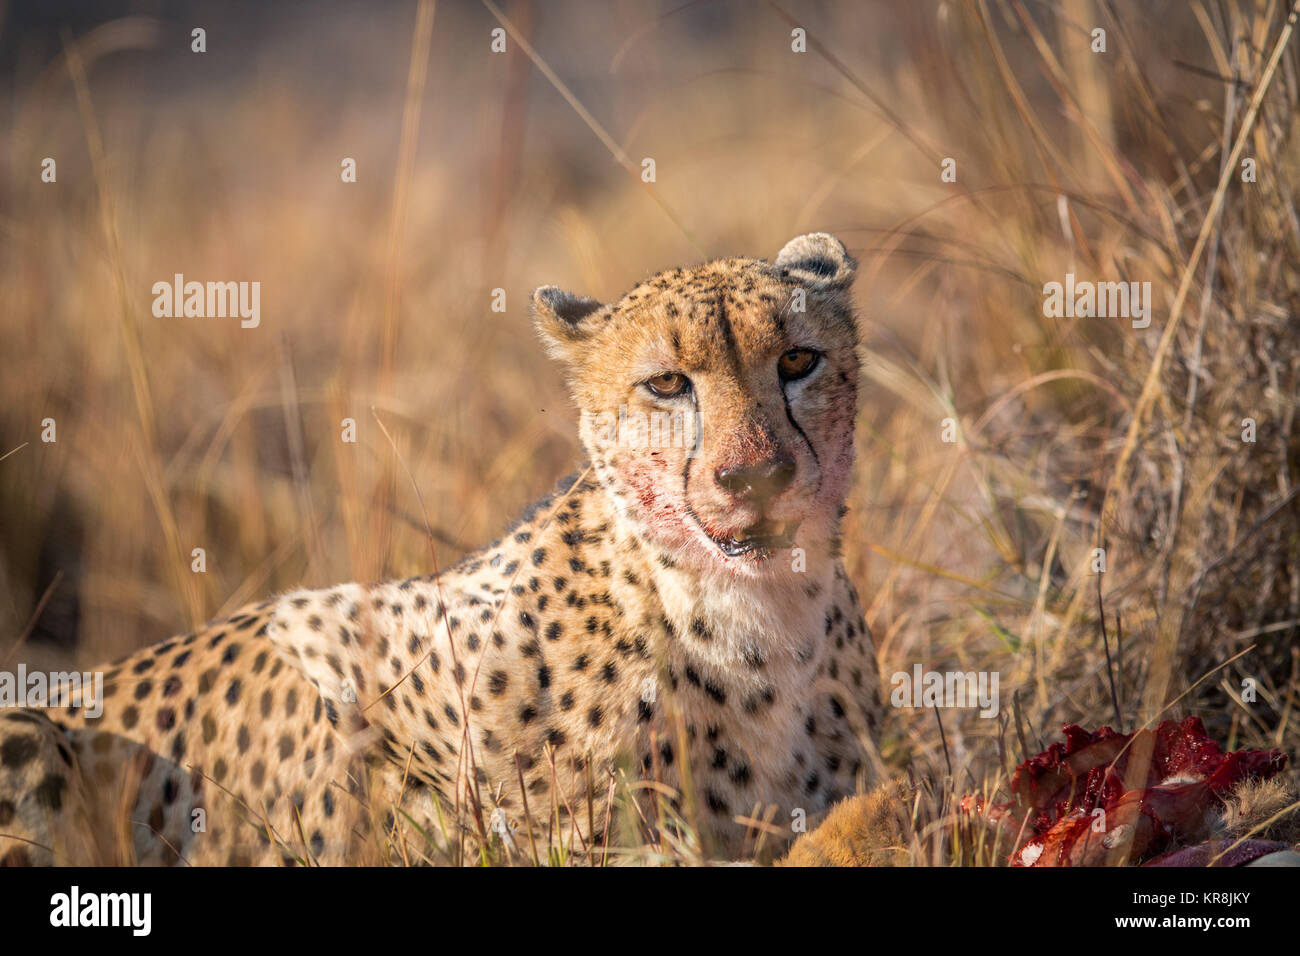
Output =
[{"x1": 2, "y1": 0, "x2": 1298, "y2": 865}]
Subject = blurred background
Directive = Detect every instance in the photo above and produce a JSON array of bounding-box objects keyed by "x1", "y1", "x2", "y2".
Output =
[{"x1": 3, "y1": 0, "x2": 1298, "y2": 844}]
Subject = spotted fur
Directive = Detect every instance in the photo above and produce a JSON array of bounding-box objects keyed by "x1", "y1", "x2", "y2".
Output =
[{"x1": 0, "y1": 233, "x2": 882, "y2": 865}]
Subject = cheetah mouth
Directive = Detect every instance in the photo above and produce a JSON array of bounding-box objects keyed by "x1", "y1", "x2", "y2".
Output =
[{"x1": 709, "y1": 519, "x2": 800, "y2": 558}]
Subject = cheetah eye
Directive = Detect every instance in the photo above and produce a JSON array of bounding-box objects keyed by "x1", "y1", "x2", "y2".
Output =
[
  {"x1": 777, "y1": 348, "x2": 820, "y2": 382},
  {"x1": 645, "y1": 371, "x2": 690, "y2": 398}
]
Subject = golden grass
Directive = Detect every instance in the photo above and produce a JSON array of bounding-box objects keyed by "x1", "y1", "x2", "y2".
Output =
[{"x1": 2, "y1": 0, "x2": 1298, "y2": 864}]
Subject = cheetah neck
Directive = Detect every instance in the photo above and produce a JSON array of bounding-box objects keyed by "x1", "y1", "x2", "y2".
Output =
[
  {"x1": 526, "y1": 469, "x2": 841, "y2": 677},
  {"x1": 606, "y1": 489, "x2": 840, "y2": 685},
  {"x1": 651, "y1": 547, "x2": 833, "y2": 663}
]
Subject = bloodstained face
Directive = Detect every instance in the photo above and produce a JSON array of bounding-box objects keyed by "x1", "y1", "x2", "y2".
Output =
[{"x1": 534, "y1": 233, "x2": 860, "y2": 579}]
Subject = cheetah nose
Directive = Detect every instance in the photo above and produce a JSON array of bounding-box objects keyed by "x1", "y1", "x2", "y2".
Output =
[{"x1": 715, "y1": 456, "x2": 796, "y2": 502}]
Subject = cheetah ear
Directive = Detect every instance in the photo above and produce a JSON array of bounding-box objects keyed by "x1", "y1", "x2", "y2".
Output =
[
  {"x1": 532, "y1": 285, "x2": 606, "y2": 362},
  {"x1": 773, "y1": 233, "x2": 856, "y2": 290}
]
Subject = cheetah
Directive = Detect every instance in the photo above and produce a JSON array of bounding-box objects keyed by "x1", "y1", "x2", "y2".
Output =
[{"x1": 0, "y1": 232, "x2": 882, "y2": 865}]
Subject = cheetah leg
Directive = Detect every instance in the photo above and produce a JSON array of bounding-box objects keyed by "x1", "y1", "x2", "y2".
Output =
[{"x1": 0, "y1": 709, "x2": 97, "y2": 865}]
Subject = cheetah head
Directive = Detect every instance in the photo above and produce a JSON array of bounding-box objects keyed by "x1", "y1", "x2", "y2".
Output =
[{"x1": 534, "y1": 233, "x2": 860, "y2": 578}]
